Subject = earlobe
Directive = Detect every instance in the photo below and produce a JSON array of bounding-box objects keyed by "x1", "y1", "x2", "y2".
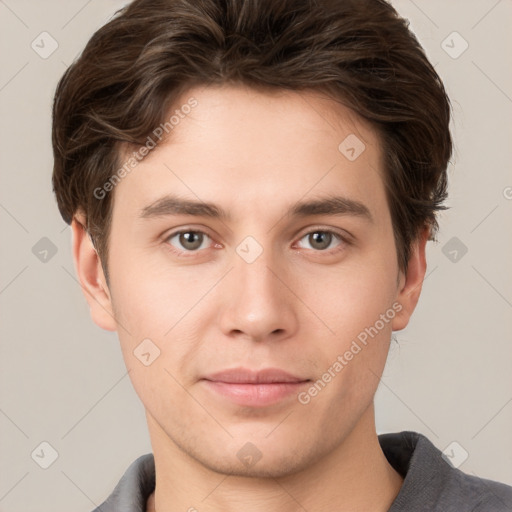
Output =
[
  {"x1": 391, "y1": 227, "x2": 429, "y2": 332},
  {"x1": 71, "y1": 212, "x2": 117, "y2": 332}
]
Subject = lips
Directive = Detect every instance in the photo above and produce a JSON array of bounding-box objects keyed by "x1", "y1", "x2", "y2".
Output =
[
  {"x1": 201, "y1": 367, "x2": 310, "y2": 407},
  {"x1": 203, "y1": 367, "x2": 308, "y2": 384}
]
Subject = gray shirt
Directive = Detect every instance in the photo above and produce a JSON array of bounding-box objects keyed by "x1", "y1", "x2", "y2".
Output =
[{"x1": 91, "y1": 431, "x2": 512, "y2": 511}]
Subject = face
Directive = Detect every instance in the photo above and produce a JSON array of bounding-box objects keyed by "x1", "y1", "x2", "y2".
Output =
[{"x1": 75, "y1": 84, "x2": 425, "y2": 478}]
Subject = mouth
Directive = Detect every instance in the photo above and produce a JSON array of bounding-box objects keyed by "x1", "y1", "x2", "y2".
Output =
[{"x1": 201, "y1": 367, "x2": 311, "y2": 407}]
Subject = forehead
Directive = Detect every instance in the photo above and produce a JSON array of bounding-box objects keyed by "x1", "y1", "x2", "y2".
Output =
[{"x1": 111, "y1": 85, "x2": 387, "y2": 224}]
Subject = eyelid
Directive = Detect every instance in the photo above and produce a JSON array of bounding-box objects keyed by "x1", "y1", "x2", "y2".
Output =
[
  {"x1": 163, "y1": 225, "x2": 216, "y2": 242},
  {"x1": 295, "y1": 224, "x2": 353, "y2": 243}
]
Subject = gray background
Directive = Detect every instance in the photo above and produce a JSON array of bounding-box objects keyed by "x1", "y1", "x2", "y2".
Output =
[{"x1": 0, "y1": 0, "x2": 511, "y2": 511}]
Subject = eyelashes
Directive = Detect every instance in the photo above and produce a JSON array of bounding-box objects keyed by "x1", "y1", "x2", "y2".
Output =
[{"x1": 163, "y1": 227, "x2": 351, "y2": 258}]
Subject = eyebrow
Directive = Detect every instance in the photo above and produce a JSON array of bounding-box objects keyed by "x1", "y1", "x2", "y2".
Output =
[{"x1": 138, "y1": 194, "x2": 373, "y2": 223}]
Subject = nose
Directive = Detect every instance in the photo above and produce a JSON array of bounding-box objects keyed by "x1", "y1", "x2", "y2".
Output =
[{"x1": 217, "y1": 243, "x2": 299, "y2": 343}]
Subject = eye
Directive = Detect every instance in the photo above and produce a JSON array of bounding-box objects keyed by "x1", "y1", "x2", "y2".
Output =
[
  {"x1": 166, "y1": 230, "x2": 212, "y2": 253},
  {"x1": 296, "y1": 229, "x2": 346, "y2": 252},
  {"x1": 163, "y1": 227, "x2": 349, "y2": 257}
]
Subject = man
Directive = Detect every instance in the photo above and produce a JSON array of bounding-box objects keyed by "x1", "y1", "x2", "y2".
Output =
[{"x1": 51, "y1": 0, "x2": 512, "y2": 510}]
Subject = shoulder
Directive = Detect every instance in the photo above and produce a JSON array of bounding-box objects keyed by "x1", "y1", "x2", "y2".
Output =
[
  {"x1": 380, "y1": 431, "x2": 512, "y2": 512},
  {"x1": 448, "y1": 470, "x2": 512, "y2": 511},
  {"x1": 90, "y1": 453, "x2": 155, "y2": 512}
]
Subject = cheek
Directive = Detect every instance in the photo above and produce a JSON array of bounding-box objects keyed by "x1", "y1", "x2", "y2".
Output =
[
  {"x1": 300, "y1": 291, "x2": 395, "y2": 424},
  {"x1": 299, "y1": 249, "x2": 398, "y2": 399},
  {"x1": 109, "y1": 245, "x2": 209, "y2": 337},
  {"x1": 305, "y1": 259, "x2": 398, "y2": 342},
  {"x1": 108, "y1": 252, "x2": 210, "y2": 394}
]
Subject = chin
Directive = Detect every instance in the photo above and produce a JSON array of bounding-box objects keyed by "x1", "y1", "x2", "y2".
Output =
[
  {"x1": 185, "y1": 436, "x2": 320, "y2": 480},
  {"x1": 200, "y1": 453, "x2": 310, "y2": 479}
]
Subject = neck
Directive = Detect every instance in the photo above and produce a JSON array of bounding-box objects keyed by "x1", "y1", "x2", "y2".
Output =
[{"x1": 145, "y1": 405, "x2": 403, "y2": 512}]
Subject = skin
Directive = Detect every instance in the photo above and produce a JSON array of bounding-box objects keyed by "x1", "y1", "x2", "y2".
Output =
[{"x1": 72, "y1": 84, "x2": 428, "y2": 512}]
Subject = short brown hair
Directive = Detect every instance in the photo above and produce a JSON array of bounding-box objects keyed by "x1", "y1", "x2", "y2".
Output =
[{"x1": 52, "y1": 0, "x2": 452, "y2": 283}]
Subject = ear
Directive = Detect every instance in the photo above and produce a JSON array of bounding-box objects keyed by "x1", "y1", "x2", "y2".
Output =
[
  {"x1": 391, "y1": 226, "x2": 429, "y2": 331},
  {"x1": 71, "y1": 211, "x2": 117, "y2": 332}
]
